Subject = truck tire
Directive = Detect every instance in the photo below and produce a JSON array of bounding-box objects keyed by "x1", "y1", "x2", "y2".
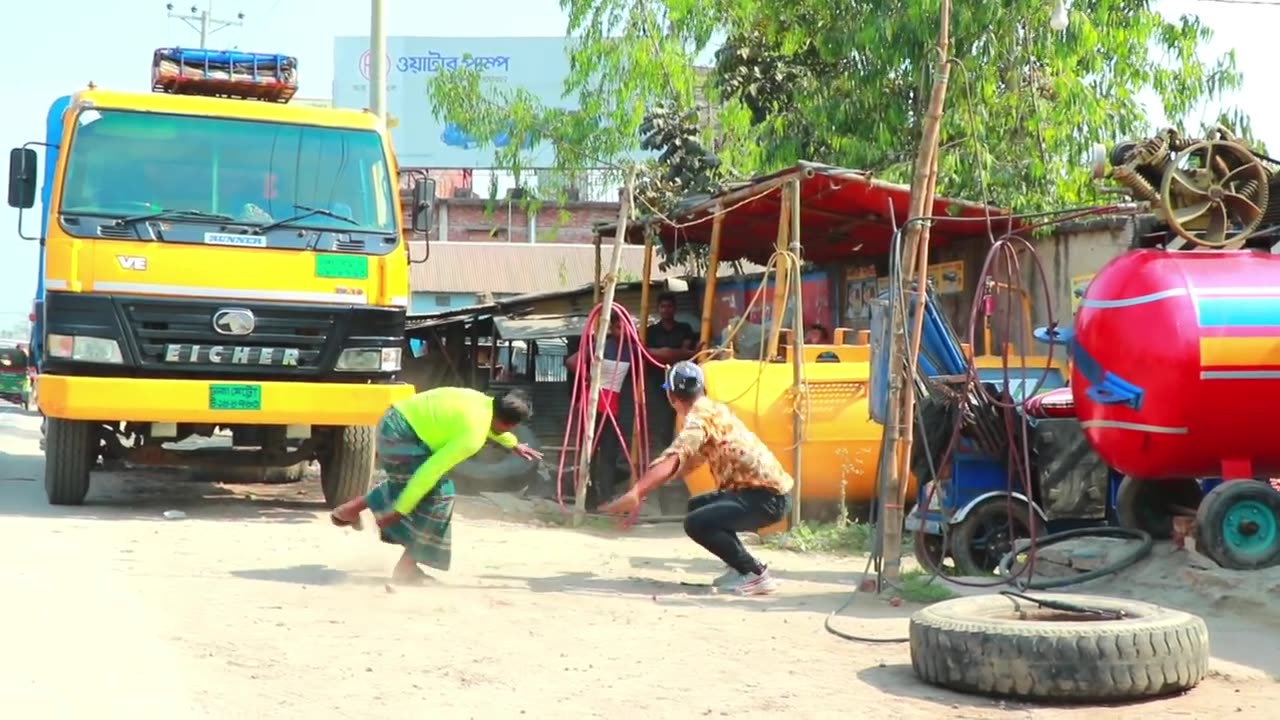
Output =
[
  {"x1": 1194, "y1": 479, "x2": 1280, "y2": 570},
  {"x1": 320, "y1": 426, "x2": 375, "y2": 509},
  {"x1": 1115, "y1": 476, "x2": 1202, "y2": 540},
  {"x1": 44, "y1": 418, "x2": 96, "y2": 506},
  {"x1": 910, "y1": 593, "x2": 1209, "y2": 702},
  {"x1": 948, "y1": 497, "x2": 1036, "y2": 576}
]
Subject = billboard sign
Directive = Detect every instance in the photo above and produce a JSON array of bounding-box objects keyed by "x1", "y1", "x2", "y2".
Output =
[{"x1": 333, "y1": 36, "x2": 573, "y2": 168}]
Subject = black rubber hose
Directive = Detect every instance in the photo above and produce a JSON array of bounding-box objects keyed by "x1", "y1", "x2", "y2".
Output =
[{"x1": 996, "y1": 526, "x2": 1154, "y2": 590}]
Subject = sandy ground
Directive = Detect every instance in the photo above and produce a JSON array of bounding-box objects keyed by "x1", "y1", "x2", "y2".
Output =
[{"x1": 0, "y1": 405, "x2": 1278, "y2": 719}]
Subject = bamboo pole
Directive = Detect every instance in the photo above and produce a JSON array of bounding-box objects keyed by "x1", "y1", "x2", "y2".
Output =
[
  {"x1": 765, "y1": 185, "x2": 792, "y2": 359},
  {"x1": 631, "y1": 227, "x2": 657, "y2": 474},
  {"x1": 880, "y1": 0, "x2": 952, "y2": 583},
  {"x1": 637, "y1": 228, "x2": 655, "y2": 345},
  {"x1": 574, "y1": 173, "x2": 634, "y2": 523},
  {"x1": 787, "y1": 178, "x2": 805, "y2": 527},
  {"x1": 698, "y1": 213, "x2": 725, "y2": 347},
  {"x1": 593, "y1": 232, "x2": 603, "y2": 304}
]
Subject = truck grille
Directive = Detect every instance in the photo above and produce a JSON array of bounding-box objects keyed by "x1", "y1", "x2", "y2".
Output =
[{"x1": 122, "y1": 299, "x2": 337, "y2": 376}]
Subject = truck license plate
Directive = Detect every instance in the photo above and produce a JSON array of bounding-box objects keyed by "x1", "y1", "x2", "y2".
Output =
[{"x1": 209, "y1": 383, "x2": 262, "y2": 411}]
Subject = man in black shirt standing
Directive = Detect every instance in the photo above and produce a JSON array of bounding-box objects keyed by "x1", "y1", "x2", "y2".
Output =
[{"x1": 643, "y1": 293, "x2": 697, "y2": 511}]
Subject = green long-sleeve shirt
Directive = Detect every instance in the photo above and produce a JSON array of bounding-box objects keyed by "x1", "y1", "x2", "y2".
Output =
[{"x1": 391, "y1": 387, "x2": 519, "y2": 515}]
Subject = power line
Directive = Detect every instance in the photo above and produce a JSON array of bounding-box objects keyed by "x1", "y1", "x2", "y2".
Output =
[{"x1": 164, "y1": 3, "x2": 246, "y2": 49}]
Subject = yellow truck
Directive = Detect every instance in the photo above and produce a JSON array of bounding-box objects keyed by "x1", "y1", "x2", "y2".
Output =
[{"x1": 6, "y1": 48, "x2": 435, "y2": 507}]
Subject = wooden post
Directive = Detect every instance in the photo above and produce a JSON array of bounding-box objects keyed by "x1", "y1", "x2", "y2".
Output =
[
  {"x1": 631, "y1": 226, "x2": 657, "y2": 471},
  {"x1": 637, "y1": 228, "x2": 655, "y2": 344},
  {"x1": 766, "y1": 185, "x2": 792, "y2": 359},
  {"x1": 698, "y1": 213, "x2": 725, "y2": 347},
  {"x1": 880, "y1": 0, "x2": 953, "y2": 584},
  {"x1": 574, "y1": 173, "x2": 634, "y2": 523},
  {"x1": 593, "y1": 233, "x2": 603, "y2": 304},
  {"x1": 787, "y1": 178, "x2": 805, "y2": 526}
]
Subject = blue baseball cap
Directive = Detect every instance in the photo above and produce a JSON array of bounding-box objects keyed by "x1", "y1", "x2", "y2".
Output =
[{"x1": 663, "y1": 361, "x2": 705, "y2": 394}]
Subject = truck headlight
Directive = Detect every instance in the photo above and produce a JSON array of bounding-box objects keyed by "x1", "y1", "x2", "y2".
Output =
[
  {"x1": 47, "y1": 334, "x2": 123, "y2": 364},
  {"x1": 335, "y1": 347, "x2": 401, "y2": 372}
]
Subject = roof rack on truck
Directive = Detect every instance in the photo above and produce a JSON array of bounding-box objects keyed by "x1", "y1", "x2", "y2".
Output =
[{"x1": 150, "y1": 48, "x2": 299, "y2": 103}]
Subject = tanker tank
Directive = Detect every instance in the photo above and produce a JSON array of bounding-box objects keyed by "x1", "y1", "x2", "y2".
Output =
[{"x1": 1072, "y1": 248, "x2": 1280, "y2": 481}]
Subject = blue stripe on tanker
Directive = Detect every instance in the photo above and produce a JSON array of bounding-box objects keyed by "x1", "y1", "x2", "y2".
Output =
[{"x1": 1194, "y1": 295, "x2": 1280, "y2": 328}]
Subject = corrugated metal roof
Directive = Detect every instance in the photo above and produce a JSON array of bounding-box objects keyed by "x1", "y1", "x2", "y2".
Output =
[
  {"x1": 410, "y1": 242, "x2": 668, "y2": 295},
  {"x1": 494, "y1": 314, "x2": 588, "y2": 341}
]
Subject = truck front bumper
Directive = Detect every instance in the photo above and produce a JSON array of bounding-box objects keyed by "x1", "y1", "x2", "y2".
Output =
[{"x1": 36, "y1": 374, "x2": 415, "y2": 426}]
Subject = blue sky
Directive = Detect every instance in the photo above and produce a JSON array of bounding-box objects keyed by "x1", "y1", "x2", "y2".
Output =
[{"x1": 1, "y1": 0, "x2": 1272, "y2": 322}]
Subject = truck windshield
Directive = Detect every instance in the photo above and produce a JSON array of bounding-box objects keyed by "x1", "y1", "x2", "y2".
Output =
[{"x1": 59, "y1": 109, "x2": 396, "y2": 234}]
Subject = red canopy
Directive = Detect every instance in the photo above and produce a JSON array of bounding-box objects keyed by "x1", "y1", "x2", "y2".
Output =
[{"x1": 605, "y1": 162, "x2": 1021, "y2": 266}]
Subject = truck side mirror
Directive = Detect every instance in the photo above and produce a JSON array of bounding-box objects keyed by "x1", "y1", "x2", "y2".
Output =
[
  {"x1": 411, "y1": 178, "x2": 436, "y2": 234},
  {"x1": 8, "y1": 148, "x2": 37, "y2": 210}
]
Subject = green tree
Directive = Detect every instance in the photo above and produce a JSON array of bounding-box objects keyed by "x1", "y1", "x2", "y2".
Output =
[{"x1": 426, "y1": 0, "x2": 1248, "y2": 215}]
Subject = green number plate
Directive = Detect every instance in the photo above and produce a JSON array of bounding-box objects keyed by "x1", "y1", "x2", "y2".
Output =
[
  {"x1": 315, "y1": 254, "x2": 369, "y2": 280},
  {"x1": 209, "y1": 383, "x2": 262, "y2": 411}
]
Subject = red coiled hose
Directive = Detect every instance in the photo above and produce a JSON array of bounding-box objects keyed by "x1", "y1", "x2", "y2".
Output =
[{"x1": 554, "y1": 303, "x2": 668, "y2": 525}]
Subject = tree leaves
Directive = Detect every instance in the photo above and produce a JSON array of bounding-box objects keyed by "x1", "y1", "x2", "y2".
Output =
[{"x1": 425, "y1": 0, "x2": 1248, "y2": 216}]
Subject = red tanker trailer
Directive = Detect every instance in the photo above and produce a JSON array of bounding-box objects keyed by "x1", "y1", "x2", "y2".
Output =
[{"x1": 1073, "y1": 248, "x2": 1280, "y2": 569}]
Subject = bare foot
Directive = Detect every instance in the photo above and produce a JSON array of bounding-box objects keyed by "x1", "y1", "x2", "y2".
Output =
[
  {"x1": 391, "y1": 564, "x2": 431, "y2": 586},
  {"x1": 330, "y1": 509, "x2": 364, "y2": 531}
]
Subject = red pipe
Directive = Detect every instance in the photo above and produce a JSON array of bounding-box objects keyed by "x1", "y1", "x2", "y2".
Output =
[{"x1": 554, "y1": 303, "x2": 667, "y2": 527}]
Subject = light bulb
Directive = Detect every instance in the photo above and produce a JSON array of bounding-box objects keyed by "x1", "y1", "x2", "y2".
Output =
[{"x1": 1049, "y1": 0, "x2": 1069, "y2": 31}]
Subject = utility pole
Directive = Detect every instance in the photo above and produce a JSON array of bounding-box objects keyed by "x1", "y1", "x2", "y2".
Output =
[
  {"x1": 369, "y1": 0, "x2": 388, "y2": 120},
  {"x1": 166, "y1": 3, "x2": 245, "y2": 49}
]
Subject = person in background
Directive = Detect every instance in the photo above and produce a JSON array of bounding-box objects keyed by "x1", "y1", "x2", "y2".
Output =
[
  {"x1": 329, "y1": 387, "x2": 542, "y2": 584},
  {"x1": 564, "y1": 313, "x2": 634, "y2": 507},
  {"x1": 804, "y1": 324, "x2": 831, "y2": 345},
  {"x1": 644, "y1": 292, "x2": 697, "y2": 451},
  {"x1": 601, "y1": 361, "x2": 794, "y2": 595},
  {"x1": 804, "y1": 323, "x2": 842, "y2": 362}
]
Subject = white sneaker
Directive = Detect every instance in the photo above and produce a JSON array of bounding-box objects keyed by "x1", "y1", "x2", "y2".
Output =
[
  {"x1": 712, "y1": 567, "x2": 746, "y2": 588},
  {"x1": 734, "y1": 567, "x2": 780, "y2": 596}
]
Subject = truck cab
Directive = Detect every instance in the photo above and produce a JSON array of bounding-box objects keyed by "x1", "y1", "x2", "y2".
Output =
[{"x1": 6, "y1": 48, "x2": 435, "y2": 507}]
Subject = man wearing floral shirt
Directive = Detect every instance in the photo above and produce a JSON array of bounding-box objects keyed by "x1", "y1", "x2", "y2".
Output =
[{"x1": 602, "y1": 361, "x2": 794, "y2": 595}]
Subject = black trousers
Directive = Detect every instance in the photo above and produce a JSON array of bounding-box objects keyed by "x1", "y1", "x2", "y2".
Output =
[
  {"x1": 684, "y1": 488, "x2": 790, "y2": 575},
  {"x1": 588, "y1": 428, "x2": 628, "y2": 508}
]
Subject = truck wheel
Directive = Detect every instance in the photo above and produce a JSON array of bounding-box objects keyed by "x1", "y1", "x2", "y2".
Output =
[
  {"x1": 1194, "y1": 479, "x2": 1280, "y2": 570},
  {"x1": 320, "y1": 426, "x2": 375, "y2": 509},
  {"x1": 1115, "y1": 476, "x2": 1201, "y2": 540},
  {"x1": 949, "y1": 497, "x2": 1036, "y2": 576},
  {"x1": 912, "y1": 533, "x2": 948, "y2": 573},
  {"x1": 910, "y1": 593, "x2": 1208, "y2": 701},
  {"x1": 44, "y1": 418, "x2": 97, "y2": 506}
]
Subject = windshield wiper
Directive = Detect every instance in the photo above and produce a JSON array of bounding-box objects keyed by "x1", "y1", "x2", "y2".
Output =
[
  {"x1": 113, "y1": 208, "x2": 237, "y2": 227},
  {"x1": 255, "y1": 204, "x2": 360, "y2": 234}
]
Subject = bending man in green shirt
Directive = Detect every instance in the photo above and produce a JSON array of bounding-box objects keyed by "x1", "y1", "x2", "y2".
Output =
[{"x1": 331, "y1": 386, "x2": 540, "y2": 584}]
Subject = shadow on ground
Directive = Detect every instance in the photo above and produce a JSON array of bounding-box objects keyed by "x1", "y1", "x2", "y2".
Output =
[
  {"x1": 0, "y1": 448, "x2": 326, "y2": 525},
  {"x1": 230, "y1": 563, "x2": 390, "y2": 587},
  {"x1": 472, "y1": 569, "x2": 895, "y2": 619},
  {"x1": 625, "y1": 554, "x2": 873, "y2": 587}
]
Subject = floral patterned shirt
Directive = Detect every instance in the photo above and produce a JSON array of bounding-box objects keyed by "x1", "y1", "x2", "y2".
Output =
[{"x1": 660, "y1": 397, "x2": 795, "y2": 495}]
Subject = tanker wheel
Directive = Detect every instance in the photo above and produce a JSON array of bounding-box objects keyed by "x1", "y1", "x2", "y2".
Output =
[
  {"x1": 1194, "y1": 479, "x2": 1280, "y2": 570},
  {"x1": 1115, "y1": 476, "x2": 1202, "y2": 540},
  {"x1": 949, "y1": 497, "x2": 1036, "y2": 576}
]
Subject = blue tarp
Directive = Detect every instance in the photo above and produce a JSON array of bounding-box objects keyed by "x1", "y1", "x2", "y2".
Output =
[
  {"x1": 868, "y1": 289, "x2": 969, "y2": 424},
  {"x1": 155, "y1": 48, "x2": 295, "y2": 68}
]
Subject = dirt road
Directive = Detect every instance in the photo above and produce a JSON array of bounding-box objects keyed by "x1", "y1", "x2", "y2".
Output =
[{"x1": 0, "y1": 406, "x2": 1276, "y2": 718}]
